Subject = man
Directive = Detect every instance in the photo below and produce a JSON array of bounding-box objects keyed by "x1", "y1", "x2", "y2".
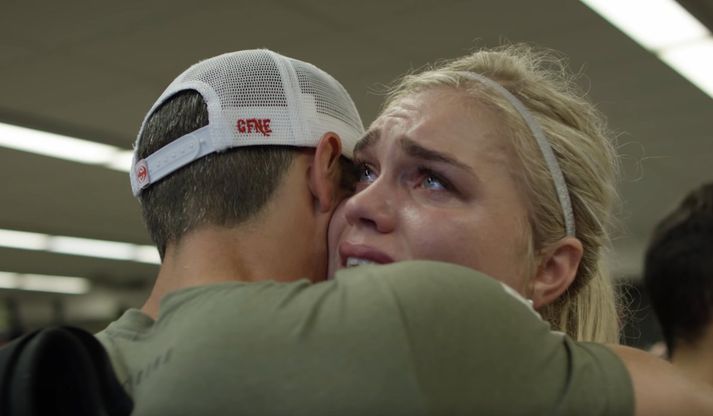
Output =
[
  {"x1": 644, "y1": 183, "x2": 713, "y2": 386},
  {"x1": 124, "y1": 50, "x2": 363, "y2": 318},
  {"x1": 96, "y1": 49, "x2": 709, "y2": 415}
]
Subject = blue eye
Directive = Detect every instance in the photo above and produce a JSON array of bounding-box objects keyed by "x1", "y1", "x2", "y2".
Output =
[
  {"x1": 358, "y1": 164, "x2": 378, "y2": 184},
  {"x1": 418, "y1": 168, "x2": 451, "y2": 191},
  {"x1": 423, "y1": 175, "x2": 447, "y2": 190}
]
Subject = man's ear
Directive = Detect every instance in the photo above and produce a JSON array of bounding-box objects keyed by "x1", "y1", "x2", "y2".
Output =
[
  {"x1": 529, "y1": 236, "x2": 583, "y2": 309},
  {"x1": 308, "y1": 132, "x2": 343, "y2": 213}
]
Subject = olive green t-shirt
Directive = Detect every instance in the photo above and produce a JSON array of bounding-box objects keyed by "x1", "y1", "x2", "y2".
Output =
[{"x1": 96, "y1": 261, "x2": 633, "y2": 415}]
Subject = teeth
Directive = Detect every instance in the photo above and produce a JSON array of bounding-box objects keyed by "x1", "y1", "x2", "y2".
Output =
[{"x1": 346, "y1": 257, "x2": 376, "y2": 267}]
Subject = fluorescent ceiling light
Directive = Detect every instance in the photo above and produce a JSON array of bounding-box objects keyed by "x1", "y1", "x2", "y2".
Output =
[
  {"x1": 134, "y1": 245, "x2": 162, "y2": 264},
  {"x1": 581, "y1": 0, "x2": 708, "y2": 50},
  {"x1": 106, "y1": 150, "x2": 135, "y2": 172},
  {"x1": 48, "y1": 236, "x2": 137, "y2": 262},
  {"x1": 0, "y1": 122, "x2": 132, "y2": 171},
  {"x1": 660, "y1": 38, "x2": 713, "y2": 98},
  {"x1": 0, "y1": 271, "x2": 90, "y2": 294},
  {"x1": 580, "y1": 0, "x2": 713, "y2": 99},
  {"x1": 0, "y1": 228, "x2": 160, "y2": 264},
  {"x1": 0, "y1": 229, "x2": 48, "y2": 250}
]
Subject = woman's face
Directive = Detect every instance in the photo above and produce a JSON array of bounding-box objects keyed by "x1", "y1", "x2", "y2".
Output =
[{"x1": 328, "y1": 88, "x2": 534, "y2": 294}]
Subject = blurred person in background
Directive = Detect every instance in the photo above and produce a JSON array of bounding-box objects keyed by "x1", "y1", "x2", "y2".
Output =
[{"x1": 644, "y1": 182, "x2": 713, "y2": 386}]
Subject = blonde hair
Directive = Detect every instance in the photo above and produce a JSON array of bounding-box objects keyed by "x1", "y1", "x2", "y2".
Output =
[{"x1": 383, "y1": 44, "x2": 621, "y2": 343}]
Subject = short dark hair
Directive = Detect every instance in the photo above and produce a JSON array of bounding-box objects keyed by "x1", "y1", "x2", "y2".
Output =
[
  {"x1": 644, "y1": 183, "x2": 713, "y2": 355},
  {"x1": 137, "y1": 90, "x2": 297, "y2": 258}
]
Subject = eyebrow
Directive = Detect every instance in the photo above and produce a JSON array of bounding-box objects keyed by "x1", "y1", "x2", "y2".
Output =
[
  {"x1": 354, "y1": 129, "x2": 380, "y2": 154},
  {"x1": 353, "y1": 130, "x2": 477, "y2": 178},
  {"x1": 399, "y1": 137, "x2": 475, "y2": 176}
]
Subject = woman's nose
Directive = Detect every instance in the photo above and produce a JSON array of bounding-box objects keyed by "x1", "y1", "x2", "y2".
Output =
[{"x1": 343, "y1": 177, "x2": 397, "y2": 234}]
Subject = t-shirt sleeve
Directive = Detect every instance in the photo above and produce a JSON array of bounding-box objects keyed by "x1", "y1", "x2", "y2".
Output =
[
  {"x1": 558, "y1": 341, "x2": 635, "y2": 416},
  {"x1": 328, "y1": 260, "x2": 634, "y2": 415}
]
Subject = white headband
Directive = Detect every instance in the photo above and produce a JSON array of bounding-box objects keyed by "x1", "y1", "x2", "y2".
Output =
[{"x1": 453, "y1": 71, "x2": 575, "y2": 236}]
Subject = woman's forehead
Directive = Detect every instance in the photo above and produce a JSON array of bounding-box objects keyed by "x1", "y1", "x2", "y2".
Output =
[{"x1": 368, "y1": 89, "x2": 513, "y2": 164}]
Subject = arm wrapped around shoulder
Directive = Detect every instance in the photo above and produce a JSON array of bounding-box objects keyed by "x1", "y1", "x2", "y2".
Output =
[{"x1": 332, "y1": 260, "x2": 634, "y2": 415}]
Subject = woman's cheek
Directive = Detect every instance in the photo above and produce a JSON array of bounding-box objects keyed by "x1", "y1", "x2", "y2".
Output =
[{"x1": 327, "y1": 200, "x2": 350, "y2": 279}]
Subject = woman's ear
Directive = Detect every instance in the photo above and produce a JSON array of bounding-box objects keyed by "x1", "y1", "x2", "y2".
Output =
[
  {"x1": 529, "y1": 236, "x2": 583, "y2": 309},
  {"x1": 308, "y1": 132, "x2": 342, "y2": 213}
]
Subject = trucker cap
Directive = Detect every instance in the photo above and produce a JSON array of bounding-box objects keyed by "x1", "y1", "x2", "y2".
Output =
[{"x1": 130, "y1": 49, "x2": 364, "y2": 196}]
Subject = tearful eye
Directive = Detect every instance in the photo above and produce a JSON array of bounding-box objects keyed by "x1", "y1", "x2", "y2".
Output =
[
  {"x1": 358, "y1": 164, "x2": 378, "y2": 184},
  {"x1": 422, "y1": 175, "x2": 447, "y2": 191},
  {"x1": 417, "y1": 167, "x2": 451, "y2": 192}
]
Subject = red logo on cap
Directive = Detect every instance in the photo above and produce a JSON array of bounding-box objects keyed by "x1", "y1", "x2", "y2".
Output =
[
  {"x1": 237, "y1": 118, "x2": 272, "y2": 137},
  {"x1": 135, "y1": 160, "x2": 149, "y2": 187}
]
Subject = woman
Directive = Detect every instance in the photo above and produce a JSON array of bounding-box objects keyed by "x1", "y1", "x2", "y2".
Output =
[{"x1": 328, "y1": 44, "x2": 619, "y2": 342}]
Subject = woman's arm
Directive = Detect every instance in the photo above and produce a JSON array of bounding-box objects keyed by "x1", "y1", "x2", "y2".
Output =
[{"x1": 610, "y1": 345, "x2": 713, "y2": 415}]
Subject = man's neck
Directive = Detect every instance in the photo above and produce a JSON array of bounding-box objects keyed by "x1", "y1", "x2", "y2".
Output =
[
  {"x1": 138, "y1": 153, "x2": 336, "y2": 319},
  {"x1": 672, "y1": 327, "x2": 713, "y2": 387},
  {"x1": 141, "y1": 213, "x2": 322, "y2": 319}
]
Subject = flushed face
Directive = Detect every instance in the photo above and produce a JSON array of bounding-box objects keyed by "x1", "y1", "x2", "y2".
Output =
[{"x1": 328, "y1": 88, "x2": 534, "y2": 294}]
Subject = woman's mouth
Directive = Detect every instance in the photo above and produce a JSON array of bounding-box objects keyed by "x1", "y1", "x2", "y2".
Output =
[
  {"x1": 345, "y1": 257, "x2": 379, "y2": 267},
  {"x1": 339, "y1": 242, "x2": 395, "y2": 268}
]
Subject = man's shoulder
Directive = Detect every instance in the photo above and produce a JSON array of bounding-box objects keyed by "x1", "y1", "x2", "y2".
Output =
[
  {"x1": 335, "y1": 259, "x2": 492, "y2": 280},
  {"x1": 333, "y1": 260, "x2": 526, "y2": 314},
  {"x1": 333, "y1": 260, "x2": 503, "y2": 294}
]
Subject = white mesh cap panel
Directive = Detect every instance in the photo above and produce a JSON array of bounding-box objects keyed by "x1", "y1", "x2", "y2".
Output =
[
  {"x1": 290, "y1": 58, "x2": 364, "y2": 156},
  {"x1": 131, "y1": 49, "x2": 365, "y2": 196}
]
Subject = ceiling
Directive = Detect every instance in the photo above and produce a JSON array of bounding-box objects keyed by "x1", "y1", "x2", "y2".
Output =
[{"x1": 1, "y1": 0, "x2": 711, "y2": 327}]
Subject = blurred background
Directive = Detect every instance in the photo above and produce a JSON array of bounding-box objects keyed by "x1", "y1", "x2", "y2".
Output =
[{"x1": 0, "y1": 0, "x2": 711, "y2": 347}]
